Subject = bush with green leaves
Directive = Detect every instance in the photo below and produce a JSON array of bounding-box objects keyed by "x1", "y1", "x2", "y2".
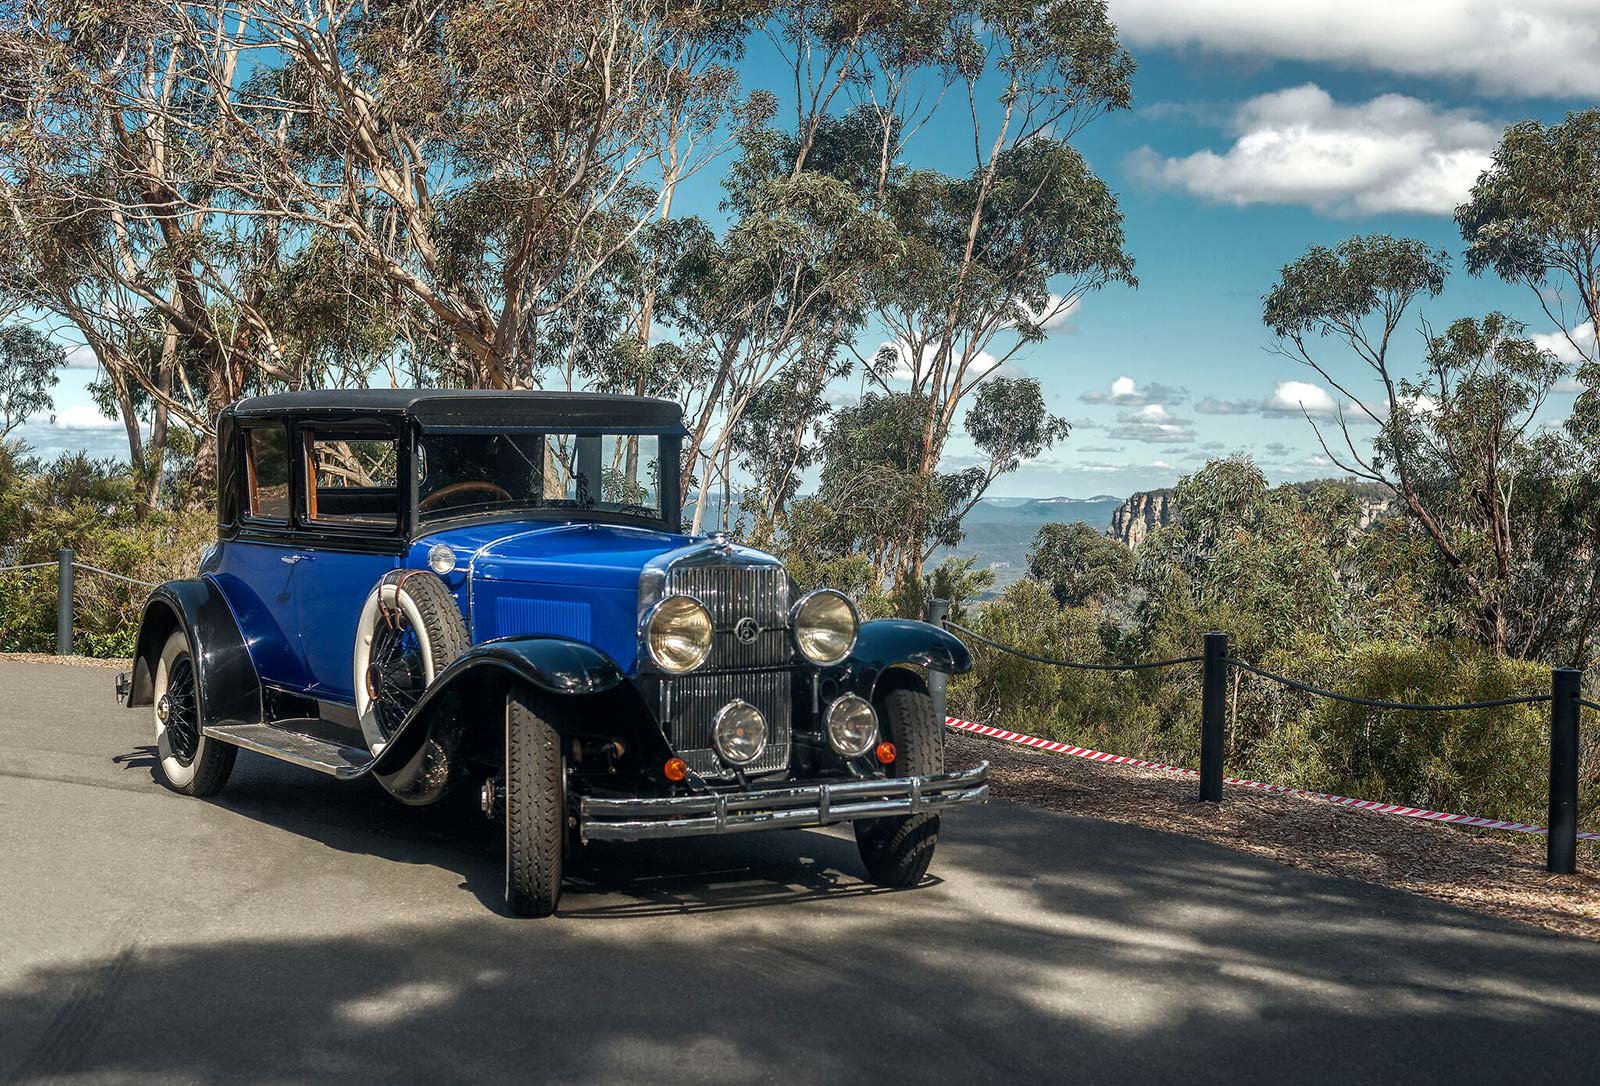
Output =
[{"x1": 0, "y1": 442, "x2": 213, "y2": 657}]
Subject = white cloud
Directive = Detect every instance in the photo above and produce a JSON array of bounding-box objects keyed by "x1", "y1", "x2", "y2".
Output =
[
  {"x1": 873, "y1": 341, "x2": 1001, "y2": 383},
  {"x1": 32, "y1": 404, "x2": 122, "y2": 431},
  {"x1": 1126, "y1": 84, "x2": 1495, "y2": 216},
  {"x1": 1194, "y1": 396, "x2": 1255, "y2": 415},
  {"x1": 62, "y1": 344, "x2": 100, "y2": 370},
  {"x1": 1264, "y1": 380, "x2": 1340, "y2": 417},
  {"x1": 1107, "y1": 403, "x2": 1197, "y2": 444},
  {"x1": 1081, "y1": 375, "x2": 1188, "y2": 406},
  {"x1": 1533, "y1": 321, "x2": 1596, "y2": 370},
  {"x1": 1108, "y1": 1, "x2": 1600, "y2": 98},
  {"x1": 1009, "y1": 294, "x2": 1081, "y2": 334}
]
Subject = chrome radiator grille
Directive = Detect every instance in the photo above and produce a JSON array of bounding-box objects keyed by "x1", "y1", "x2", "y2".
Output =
[
  {"x1": 668, "y1": 670, "x2": 792, "y2": 778},
  {"x1": 665, "y1": 562, "x2": 791, "y2": 669}
]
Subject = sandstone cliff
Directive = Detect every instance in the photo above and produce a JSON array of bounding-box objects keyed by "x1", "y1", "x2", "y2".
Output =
[
  {"x1": 1106, "y1": 489, "x2": 1175, "y2": 548},
  {"x1": 1106, "y1": 485, "x2": 1392, "y2": 548}
]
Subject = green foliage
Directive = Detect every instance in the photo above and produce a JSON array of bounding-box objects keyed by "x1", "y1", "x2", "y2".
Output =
[
  {"x1": 1263, "y1": 234, "x2": 1449, "y2": 342},
  {"x1": 0, "y1": 325, "x2": 62, "y2": 437},
  {"x1": 0, "y1": 444, "x2": 212, "y2": 656},
  {"x1": 1027, "y1": 520, "x2": 1131, "y2": 610},
  {"x1": 1457, "y1": 108, "x2": 1600, "y2": 442},
  {"x1": 1303, "y1": 642, "x2": 1558, "y2": 822}
]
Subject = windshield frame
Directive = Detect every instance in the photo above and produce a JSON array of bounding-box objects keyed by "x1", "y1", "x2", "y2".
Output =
[{"x1": 411, "y1": 423, "x2": 682, "y2": 534}]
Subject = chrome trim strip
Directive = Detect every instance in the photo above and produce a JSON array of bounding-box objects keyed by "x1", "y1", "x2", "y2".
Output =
[{"x1": 578, "y1": 762, "x2": 990, "y2": 841}]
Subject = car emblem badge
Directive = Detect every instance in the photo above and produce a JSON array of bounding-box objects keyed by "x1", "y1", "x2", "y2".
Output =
[{"x1": 734, "y1": 617, "x2": 759, "y2": 645}]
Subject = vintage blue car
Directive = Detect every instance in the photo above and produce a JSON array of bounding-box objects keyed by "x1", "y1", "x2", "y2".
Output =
[{"x1": 120, "y1": 390, "x2": 987, "y2": 915}]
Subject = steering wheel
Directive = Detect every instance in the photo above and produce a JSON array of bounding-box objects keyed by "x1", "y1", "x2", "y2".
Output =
[{"x1": 418, "y1": 480, "x2": 514, "y2": 512}]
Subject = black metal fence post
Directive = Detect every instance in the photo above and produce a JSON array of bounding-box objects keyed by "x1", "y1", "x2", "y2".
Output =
[
  {"x1": 56, "y1": 548, "x2": 74, "y2": 656},
  {"x1": 1199, "y1": 631, "x2": 1228, "y2": 802},
  {"x1": 1548, "y1": 667, "x2": 1581, "y2": 874},
  {"x1": 925, "y1": 597, "x2": 950, "y2": 725}
]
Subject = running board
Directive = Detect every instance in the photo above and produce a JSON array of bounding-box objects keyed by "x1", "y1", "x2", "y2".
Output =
[{"x1": 202, "y1": 721, "x2": 374, "y2": 779}]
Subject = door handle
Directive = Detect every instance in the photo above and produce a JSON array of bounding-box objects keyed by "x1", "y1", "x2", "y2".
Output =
[{"x1": 281, "y1": 554, "x2": 310, "y2": 565}]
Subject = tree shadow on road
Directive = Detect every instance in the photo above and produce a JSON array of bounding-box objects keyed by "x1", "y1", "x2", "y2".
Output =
[
  {"x1": 47, "y1": 756, "x2": 1600, "y2": 1084},
  {"x1": 184, "y1": 747, "x2": 924, "y2": 919}
]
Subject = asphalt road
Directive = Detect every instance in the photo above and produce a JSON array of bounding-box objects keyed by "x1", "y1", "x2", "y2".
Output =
[{"x1": 3, "y1": 658, "x2": 1599, "y2": 1084}]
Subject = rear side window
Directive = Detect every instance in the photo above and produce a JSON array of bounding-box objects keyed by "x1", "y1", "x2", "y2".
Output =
[
  {"x1": 244, "y1": 425, "x2": 291, "y2": 522},
  {"x1": 304, "y1": 430, "x2": 399, "y2": 529}
]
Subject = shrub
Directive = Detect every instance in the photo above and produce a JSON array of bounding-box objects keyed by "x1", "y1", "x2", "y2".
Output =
[{"x1": 0, "y1": 445, "x2": 213, "y2": 656}]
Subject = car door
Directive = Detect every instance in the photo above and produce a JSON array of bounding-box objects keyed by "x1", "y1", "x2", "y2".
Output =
[
  {"x1": 291, "y1": 424, "x2": 405, "y2": 703},
  {"x1": 209, "y1": 420, "x2": 313, "y2": 690}
]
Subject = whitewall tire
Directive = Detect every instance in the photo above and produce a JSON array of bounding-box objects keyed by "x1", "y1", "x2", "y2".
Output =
[{"x1": 152, "y1": 629, "x2": 236, "y2": 797}]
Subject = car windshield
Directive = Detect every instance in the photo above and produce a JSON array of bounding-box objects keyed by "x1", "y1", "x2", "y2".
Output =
[{"x1": 417, "y1": 430, "x2": 665, "y2": 523}]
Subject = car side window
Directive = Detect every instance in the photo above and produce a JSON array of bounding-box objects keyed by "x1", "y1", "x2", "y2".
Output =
[
  {"x1": 244, "y1": 425, "x2": 291, "y2": 522},
  {"x1": 303, "y1": 430, "x2": 399, "y2": 530}
]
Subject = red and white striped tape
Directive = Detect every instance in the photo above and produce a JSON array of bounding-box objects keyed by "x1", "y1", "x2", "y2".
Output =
[{"x1": 945, "y1": 715, "x2": 1600, "y2": 841}]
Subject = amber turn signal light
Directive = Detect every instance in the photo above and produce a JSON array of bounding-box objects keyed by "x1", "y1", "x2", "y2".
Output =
[
  {"x1": 664, "y1": 757, "x2": 688, "y2": 782},
  {"x1": 875, "y1": 741, "x2": 896, "y2": 765}
]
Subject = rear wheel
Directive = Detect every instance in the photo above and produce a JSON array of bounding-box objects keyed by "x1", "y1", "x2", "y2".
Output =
[
  {"x1": 505, "y1": 685, "x2": 565, "y2": 917},
  {"x1": 855, "y1": 668, "x2": 942, "y2": 887},
  {"x1": 152, "y1": 629, "x2": 236, "y2": 797}
]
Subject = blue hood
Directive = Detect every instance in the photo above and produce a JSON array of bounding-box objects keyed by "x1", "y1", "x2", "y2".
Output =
[
  {"x1": 410, "y1": 521, "x2": 697, "y2": 671},
  {"x1": 415, "y1": 521, "x2": 690, "y2": 592}
]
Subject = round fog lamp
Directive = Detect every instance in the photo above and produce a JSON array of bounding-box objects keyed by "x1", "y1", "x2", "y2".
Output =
[
  {"x1": 427, "y1": 543, "x2": 457, "y2": 575},
  {"x1": 791, "y1": 589, "x2": 859, "y2": 665},
  {"x1": 713, "y1": 699, "x2": 768, "y2": 765},
  {"x1": 825, "y1": 694, "x2": 879, "y2": 757},
  {"x1": 646, "y1": 595, "x2": 713, "y2": 674}
]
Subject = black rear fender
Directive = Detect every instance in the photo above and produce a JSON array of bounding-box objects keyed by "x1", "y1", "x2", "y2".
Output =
[
  {"x1": 128, "y1": 580, "x2": 263, "y2": 731},
  {"x1": 370, "y1": 638, "x2": 672, "y2": 794}
]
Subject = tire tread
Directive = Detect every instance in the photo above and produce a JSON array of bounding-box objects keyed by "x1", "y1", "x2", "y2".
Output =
[
  {"x1": 856, "y1": 668, "x2": 942, "y2": 887},
  {"x1": 505, "y1": 686, "x2": 564, "y2": 917}
]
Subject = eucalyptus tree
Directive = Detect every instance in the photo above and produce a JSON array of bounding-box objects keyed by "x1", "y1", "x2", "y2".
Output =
[
  {"x1": 0, "y1": 324, "x2": 61, "y2": 439},
  {"x1": 663, "y1": 110, "x2": 895, "y2": 532},
  {"x1": 1457, "y1": 110, "x2": 1600, "y2": 415},
  {"x1": 860, "y1": 0, "x2": 1137, "y2": 586},
  {"x1": 1266, "y1": 235, "x2": 1596, "y2": 659}
]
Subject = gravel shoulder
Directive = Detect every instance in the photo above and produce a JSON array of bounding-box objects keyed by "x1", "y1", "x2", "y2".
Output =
[
  {"x1": 0, "y1": 652, "x2": 128, "y2": 669},
  {"x1": 946, "y1": 729, "x2": 1600, "y2": 942}
]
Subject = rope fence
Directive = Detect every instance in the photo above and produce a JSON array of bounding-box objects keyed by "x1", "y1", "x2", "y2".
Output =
[
  {"x1": 943, "y1": 618, "x2": 1202, "y2": 672},
  {"x1": 928, "y1": 599, "x2": 1594, "y2": 876},
  {"x1": 0, "y1": 548, "x2": 159, "y2": 655},
  {"x1": 1225, "y1": 658, "x2": 1553, "y2": 711}
]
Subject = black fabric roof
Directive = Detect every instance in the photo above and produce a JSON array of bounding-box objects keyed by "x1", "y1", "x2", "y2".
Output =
[{"x1": 225, "y1": 389, "x2": 685, "y2": 432}]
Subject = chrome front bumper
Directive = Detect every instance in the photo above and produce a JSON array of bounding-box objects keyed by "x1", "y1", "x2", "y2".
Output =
[{"x1": 578, "y1": 762, "x2": 990, "y2": 842}]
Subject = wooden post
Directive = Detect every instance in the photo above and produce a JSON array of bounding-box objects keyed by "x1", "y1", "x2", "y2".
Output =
[
  {"x1": 1548, "y1": 668, "x2": 1581, "y2": 874},
  {"x1": 1199, "y1": 631, "x2": 1228, "y2": 802},
  {"x1": 56, "y1": 548, "x2": 74, "y2": 656}
]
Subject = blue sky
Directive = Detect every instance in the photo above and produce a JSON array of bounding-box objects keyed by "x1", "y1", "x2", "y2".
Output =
[{"x1": 16, "y1": 1, "x2": 1600, "y2": 498}]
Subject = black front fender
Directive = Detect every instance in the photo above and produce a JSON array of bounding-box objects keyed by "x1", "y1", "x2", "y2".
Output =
[
  {"x1": 128, "y1": 579, "x2": 263, "y2": 732},
  {"x1": 835, "y1": 618, "x2": 971, "y2": 701},
  {"x1": 370, "y1": 637, "x2": 671, "y2": 789}
]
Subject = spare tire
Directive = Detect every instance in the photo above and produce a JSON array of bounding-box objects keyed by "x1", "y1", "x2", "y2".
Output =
[{"x1": 353, "y1": 570, "x2": 470, "y2": 759}]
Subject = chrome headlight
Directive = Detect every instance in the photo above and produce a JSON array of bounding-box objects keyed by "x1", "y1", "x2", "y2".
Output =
[
  {"x1": 427, "y1": 543, "x2": 457, "y2": 575},
  {"x1": 645, "y1": 595, "x2": 712, "y2": 673},
  {"x1": 791, "y1": 588, "x2": 859, "y2": 665},
  {"x1": 713, "y1": 699, "x2": 768, "y2": 765},
  {"x1": 825, "y1": 694, "x2": 878, "y2": 757}
]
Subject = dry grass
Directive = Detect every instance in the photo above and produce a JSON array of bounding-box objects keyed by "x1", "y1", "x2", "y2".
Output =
[{"x1": 946, "y1": 729, "x2": 1600, "y2": 942}]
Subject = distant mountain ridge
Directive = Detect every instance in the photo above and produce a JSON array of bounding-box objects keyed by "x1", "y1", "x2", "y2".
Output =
[{"x1": 930, "y1": 493, "x2": 1128, "y2": 596}]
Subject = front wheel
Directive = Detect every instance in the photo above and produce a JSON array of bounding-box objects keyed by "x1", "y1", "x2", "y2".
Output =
[
  {"x1": 152, "y1": 629, "x2": 236, "y2": 797},
  {"x1": 504, "y1": 685, "x2": 565, "y2": 917},
  {"x1": 855, "y1": 668, "x2": 942, "y2": 887}
]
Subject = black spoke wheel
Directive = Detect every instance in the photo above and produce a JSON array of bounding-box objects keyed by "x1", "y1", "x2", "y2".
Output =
[
  {"x1": 162, "y1": 656, "x2": 200, "y2": 763},
  {"x1": 153, "y1": 629, "x2": 235, "y2": 797},
  {"x1": 366, "y1": 620, "x2": 426, "y2": 741}
]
